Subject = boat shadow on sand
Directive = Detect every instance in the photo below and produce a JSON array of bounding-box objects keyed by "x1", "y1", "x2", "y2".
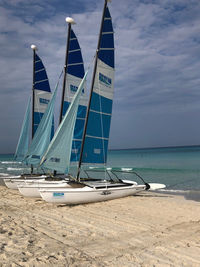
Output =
[{"x1": 54, "y1": 192, "x2": 172, "y2": 207}]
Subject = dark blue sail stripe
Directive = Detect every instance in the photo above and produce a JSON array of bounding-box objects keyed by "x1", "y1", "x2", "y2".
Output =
[
  {"x1": 34, "y1": 53, "x2": 51, "y2": 92},
  {"x1": 66, "y1": 29, "x2": 84, "y2": 78},
  {"x1": 33, "y1": 52, "x2": 53, "y2": 136},
  {"x1": 99, "y1": 7, "x2": 114, "y2": 68}
]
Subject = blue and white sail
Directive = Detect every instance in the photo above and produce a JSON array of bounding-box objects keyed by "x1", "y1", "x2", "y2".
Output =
[
  {"x1": 61, "y1": 29, "x2": 87, "y2": 163},
  {"x1": 24, "y1": 85, "x2": 58, "y2": 166},
  {"x1": 40, "y1": 72, "x2": 88, "y2": 173},
  {"x1": 82, "y1": 7, "x2": 114, "y2": 164},
  {"x1": 14, "y1": 97, "x2": 31, "y2": 161},
  {"x1": 33, "y1": 53, "x2": 53, "y2": 136}
]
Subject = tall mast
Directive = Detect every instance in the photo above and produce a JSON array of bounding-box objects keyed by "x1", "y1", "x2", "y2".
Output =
[
  {"x1": 30, "y1": 44, "x2": 37, "y2": 173},
  {"x1": 59, "y1": 17, "x2": 76, "y2": 123},
  {"x1": 77, "y1": 0, "x2": 109, "y2": 180},
  {"x1": 31, "y1": 44, "x2": 37, "y2": 139}
]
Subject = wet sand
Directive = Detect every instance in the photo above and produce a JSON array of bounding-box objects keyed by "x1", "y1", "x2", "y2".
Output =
[{"x1": 0, "y1": 185, "x2": 200, "y2": 266}]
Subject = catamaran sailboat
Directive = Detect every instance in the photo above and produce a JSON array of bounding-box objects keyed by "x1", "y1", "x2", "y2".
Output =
[
  {"x1": 4, "y1": 46, "x2": 54, "y2": 189},
  {"x1": 39, "y1": 0, "x2": 165, "y2": 204}
]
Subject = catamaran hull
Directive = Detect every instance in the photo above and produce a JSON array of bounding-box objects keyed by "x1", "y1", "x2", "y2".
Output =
[
  {"x1": 18, "y1": 180, "x2": 71, "y2": 198},
  {"x1": 3, "y1": 175, "x2": 47, "y2": 190},
  {"x1": 39, "y1": 184, "x2": 146, "y2": 204}
]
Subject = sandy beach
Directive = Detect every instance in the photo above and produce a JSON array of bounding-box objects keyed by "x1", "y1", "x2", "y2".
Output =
[{"x1": 0, "y1": 184, "x2": 200, "y2": 266}]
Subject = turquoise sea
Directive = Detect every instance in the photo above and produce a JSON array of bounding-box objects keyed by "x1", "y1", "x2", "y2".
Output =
[{"x1": 0, "y1": 145, "x2": 200, "y2": 200}]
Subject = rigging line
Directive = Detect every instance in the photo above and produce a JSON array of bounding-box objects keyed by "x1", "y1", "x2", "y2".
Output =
[{"x1": 97, "y1": 69, "x2": 107, "y2": 181}]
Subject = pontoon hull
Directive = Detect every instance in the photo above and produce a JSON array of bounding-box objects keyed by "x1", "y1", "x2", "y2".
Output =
[
  {"x1": 18, "y1": 180, "x2": 71, "y2": 198},
  {"x1": 39, "y1": 183, "x2": 146, "y2": 204},
  {"x1": 4, "y1": 175, "x2": 47, "y2": 190}
]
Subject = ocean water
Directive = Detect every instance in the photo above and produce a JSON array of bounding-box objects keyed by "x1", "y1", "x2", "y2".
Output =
[{"x1": 0, "y1": 146, "x2": 200, "y2": 199}]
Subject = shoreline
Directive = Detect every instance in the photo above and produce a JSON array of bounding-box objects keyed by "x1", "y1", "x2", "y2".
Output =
[
  {"x1": 155, "y1": 189, "x2": 200, "y2": 202},
  {"x1": 0, "y1": 185, "x2": 200, "y2": 266}
]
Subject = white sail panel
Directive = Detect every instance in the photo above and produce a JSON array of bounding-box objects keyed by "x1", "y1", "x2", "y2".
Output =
[
  {"x1": 93, "y1": 59, "x2": 114, "y2": 100},
  {"x1": 34, "y1": 90, "x2": 52, "y2": 113}
]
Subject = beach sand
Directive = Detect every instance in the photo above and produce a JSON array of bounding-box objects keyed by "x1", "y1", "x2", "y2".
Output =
[{"x1": 0, "y1": 185, "x2": 200, "y2": 266}]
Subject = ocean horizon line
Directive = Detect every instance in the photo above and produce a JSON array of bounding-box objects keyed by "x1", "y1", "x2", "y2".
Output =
[
  {"x1": 109, "y1": 144, "x2": 200, "y2": 151},
  {"x1": 1, "y1": 143, "x2": 200, "y2": 155}
]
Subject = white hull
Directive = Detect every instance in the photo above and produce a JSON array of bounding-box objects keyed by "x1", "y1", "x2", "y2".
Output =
[
  {"x1": 3, "y1": 175, "x2": 47, "y2": 190},
  {"x1": 39, "y1": 180, "x2": 146, "y2": 204},
  {"x1": 18, "y1": 179, "x2": 71, "y2": 198}
]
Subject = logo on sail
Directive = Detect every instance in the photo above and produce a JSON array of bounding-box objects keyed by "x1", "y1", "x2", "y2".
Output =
[
  {"x1": 39, "y1": 98, "x2": 49, "y2": 105},
  {"x1": 50, "y1": 157, "x2": 60, "y2": 163},
  {"x1": 70, "y1": 84, "x2": 84, "y2": 94},
  {"x1": 99, "y1": 73, "x2": 112, "y2": 87}
]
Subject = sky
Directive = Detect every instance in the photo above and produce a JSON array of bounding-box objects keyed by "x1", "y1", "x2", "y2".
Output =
[{"x1": 1, "y1": 0, "x2": 200, "y2": 153}]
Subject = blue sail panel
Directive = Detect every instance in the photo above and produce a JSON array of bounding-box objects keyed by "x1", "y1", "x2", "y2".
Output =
[
  {"x1": 90, "y1": 91, "x2": 113, "y2": 114},
  {"x1": 34, "y1": 54, "x2": 51, "y2": 92},
  {"x1": 85, "y1": 111, "x2": 112, "y2": 139},
  {"x1": 40, "y1": 72, "x2": 88, "y2": 173},
  {"x1": 98, "y1": 7, "x2": 114, "y2": 68},
  {"x1": 67, "y1": 29, "x2": 85, "y2": 78},
  {"x1": 14, "y1": 97, "x2": 31, "y2": 161},
  {"x1": 82, "y1": 7, "x2": 114, "y2": 164},
  {"x1": 61, "y1": 28, "x2": 87, "y2": 162},
  {"x1": 82, "y1": 136, "x2": 109, "y2": 164},
  {"x1": 24, "y1": 86, "x2": 57, "y2": 166},
  {"x1": 33, "y1": 53, "x2": 53, "y2": 136}
]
